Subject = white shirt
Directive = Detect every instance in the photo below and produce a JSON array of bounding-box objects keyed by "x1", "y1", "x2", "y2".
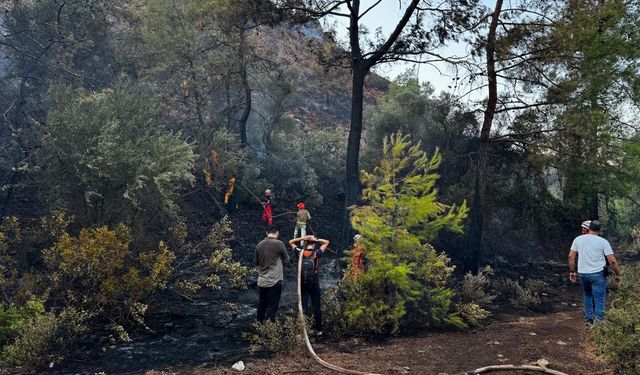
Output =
[{"x1": 570, "y1": 234, "x2": 613, "y2": 274}]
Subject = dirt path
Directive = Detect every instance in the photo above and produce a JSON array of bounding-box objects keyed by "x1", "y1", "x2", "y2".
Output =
[{"x1": 165, "y1": 308, "x2": 611, "y2": 375}]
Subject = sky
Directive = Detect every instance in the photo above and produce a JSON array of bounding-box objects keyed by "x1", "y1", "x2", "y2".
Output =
[{"x1": 328, "y1": 1, "x2": 492, "y2": 100}]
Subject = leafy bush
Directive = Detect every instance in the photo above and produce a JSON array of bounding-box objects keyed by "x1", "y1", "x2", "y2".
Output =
[
  {"x1": 511, "y1": 283, "x2": 542, "y2": 311},
  {"x1": 0, "y1": 214, "x2": 247, "y2": 367},
  {"x1": 590, "y1": 265, "x2": 640, "y2": 374},
  {"x1": 629, "y1": 224, "x2": 640, "y2": 255},
  {"x1": 243, "y1": 315, "x2": 308, "y2": 355},
  {"x1": 242, "y1": 124, "x2": 348, "y2": 207},
  {"x1": 525, "y1": 279, "x2": 548, "y2": 295},
  {"x1": 169, "y1": 216, "x2": 247, "y2": 296},
  {"x1": 42, "y1": 224, "x2": 175, "y2": 326},
  {"x1": 321, "y1": 287, "x2": 348, "y2": 339},
  {"x1": 40, "y1": 82, "x2": 195, "y2": 232},
  {"x1": 2, "y1": 306, "x2": 89, "y2": 367},
  {"x1": 461, "y1": 266, "x2": 496, "y2": 306},
  {"x1": 0, "y1": 299, "x2": 45, "y2": 347},
  {"x1": 457, "y1": 303, "x2": 490, "y2": 328},
  {"x1": 458, "y1": 266, "x2": 494, "y2": 327},
  {"x1": 492, "y1": 277, "x2": 542, "y2": 311},
  {"x1": 343, "y1": 133, "x2": 468, "y2": 335},
  {"x1": 492, "y1": 277, "x2": 520, "y2": 297}
]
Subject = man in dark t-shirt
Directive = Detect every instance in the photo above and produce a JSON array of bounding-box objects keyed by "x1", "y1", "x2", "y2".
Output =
[
  {"x1": 255, "y1": 224, "x2": 289, "y2": 322},
  {"x1": 289, "y1": 234, "x2": 329, "y2": 336}
]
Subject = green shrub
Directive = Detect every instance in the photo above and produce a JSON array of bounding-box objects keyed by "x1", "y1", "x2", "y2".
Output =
[
  {"x1": 344, "y1": 133, "x2": 468, "y2": 335},
  {"x1": 2, "y1": 306, "x2": 89, "y2": 367},
  {"x1": 457, "y1": 266, "x2": 494, "y2": 327},
  {"x1": 629, "y1": 224, "x2": 640, "y2": 255},
  {"x1": 461, "y1": 266, "x2": 496, "y2": 306},
  {"x1": 511, "y1": 283, "x2": 542, "y2": 311},
  {"x1": 169, "y1": 216, "x2": 247, "y2": 296},
  {"x1": 41, "y1": 82, "x2": 195, "y2": 231},
  {"x1": 243, "y1": 315, "x2": 309, "y2": 355},
  {"x1": 0, "y1": 299, "x2": 45, "y2": 347},
  {"x1": 590, "y1": 265, "x2": 640, "y2": 374},
  {"x1": 42, "y1": 224, "x2": 175, "y2": 327},
  {"x1": 492, "y1": 277, "x2": 520, "y2": 297},
  {"x1": 525, "y1": 279, "x2": 548, "y2": 295},
  {"x1": 2, "y1": 311, "x2": 57, "y2": 366},
  {"x1": 457, "y1": 303, "x2": 490, "y2": 328},
  {"x1": 321, "y1": 287, "x2": 348, "y2": 339},
  {"x1": 492, "y1": 277, "x2": 542, "y2": 311}
]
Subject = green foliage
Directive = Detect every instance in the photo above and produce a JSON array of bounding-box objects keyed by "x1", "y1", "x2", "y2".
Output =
[
  {"x1": 457, "y1": 266, "x2": 494, "y2": 327},
  {"x1": 590, "y1": 265, "x2": 640, "y2": 374},
  {"x1": 492, "y1": 277, "x2": 520, "y2": 297},
  {"x1": 343, "y1": 133, "x2": 468, "y2": 335},
  {"x1": 511, "y1": 284, "x2": 542, "y2": 311},
  {"x1": 0, "y1": 299, "x2": 45, "y2": 347},
  {"x1": 42, "y1": 224, "x2": 175, "y2": 327},
  {"x1": 525, "y1": 279, "x2": 548, "y2": 295},
  {"x1": 320, "y1": 287, "x2": 348, "y2": 339},
  {"x1": 460, "y1": 265, "x2": 496, "y2": 306},
  {"x1": 492, "y1": 277, "x2": 543, "y2": 311},
  {"x1": 362, "y1": 72, "x2": 477, "y2": 203},
  {"x1": 243, "y1": 315, "x2": 308, "y2": 355},
  {"x1": 40, "y1": 81, "x2": 195, "y2": 231},
  {"x1": 243, "y1": 125, "x2": 348, "y2": 206},
  {"x1": 542, "y1": 0, "x2": 640, "y2": 219},
  {"x1": 0, "y1": 213, "x2": 247, "y2": 366},
  {"x1": 170, "y1": 216, "x2": 247, "y2": 295},
  {"x1": 456, "y1": 303, "x2": 490, "y2": 328},
  {"x1": 2, "y1": 307, "x2": 89, "y2": 367}
]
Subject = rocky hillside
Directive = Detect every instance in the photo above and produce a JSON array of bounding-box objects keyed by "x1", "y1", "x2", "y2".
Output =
[{"x1": 255, "y1": 22, "x2": 389, "y2": 130}]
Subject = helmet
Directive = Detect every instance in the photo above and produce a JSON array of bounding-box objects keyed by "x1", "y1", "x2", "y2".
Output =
[
  {"x1": 353, "y1": 234, "x2": 362, "y2": 241},
  {"x1": 297, "y1": 202, "x2": 305, "y2": 209},
  {"x1": 265, "y1": 189, "x2": 271, "y2": 196}
]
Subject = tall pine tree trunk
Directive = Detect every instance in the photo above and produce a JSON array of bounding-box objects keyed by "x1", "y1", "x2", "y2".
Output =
[
  {"x1": 238, "y1": 30, "x2": 250, "y2": 147},
  {"x1": 464, "y1": 0, "x2": 503, "y2": 273},
  {"x1": 341, "y1": 66, "x2": 366, "y2": 248}
]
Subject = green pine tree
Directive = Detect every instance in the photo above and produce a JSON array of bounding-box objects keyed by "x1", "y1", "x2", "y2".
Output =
[{"x1": 344, "y1": 133, "x2": 468, "y2": 335}]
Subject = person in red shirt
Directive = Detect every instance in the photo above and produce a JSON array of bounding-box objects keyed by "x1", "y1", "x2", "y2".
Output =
[
  {"x1": 350, "y1": 234, "x2": 365, "y2": 280},
  {"x1": 262, "y1": 189, "x2": 273, "y2": 225}
]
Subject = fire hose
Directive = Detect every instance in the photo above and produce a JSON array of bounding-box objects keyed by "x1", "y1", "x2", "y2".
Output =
[{"x1": 295, "y1": 249, "x2": 568, "y2": 375}]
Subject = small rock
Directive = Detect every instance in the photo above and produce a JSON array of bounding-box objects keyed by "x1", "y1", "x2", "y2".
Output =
[
  {"x1": 536, "y1": 358, "x2": 550, "y2": 367},
  {"x1": 556, "y1": 340, "x2": 568, "y2": 345},
  {"x1": 529, "y1": 332, "x2": 537, "y2": 336},
  {"x1": 232, "y1": 361, "x2": 245, "y2": 372},
  {"x1": 542, "y1": 293, "x2": 548, "y2": 296},
  {"x1": 560, "y1": 302, "x2": 569, "y2": 306},
  {"x1": 571, "y1": 303, "x2": 577, "y2": 307},
  {"x1": 497, "y1": 354, "x2": 504, "y2": 358}
]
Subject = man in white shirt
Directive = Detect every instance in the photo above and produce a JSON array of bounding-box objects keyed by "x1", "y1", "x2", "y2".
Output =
[{"x1": 568, "y1": 220, "x2": 621, "y2": 324}]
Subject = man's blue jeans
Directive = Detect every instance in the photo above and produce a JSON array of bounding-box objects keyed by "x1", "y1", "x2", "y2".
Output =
[{"x1": 579, "y1": 271, "x2": 607, "y2": 324}]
